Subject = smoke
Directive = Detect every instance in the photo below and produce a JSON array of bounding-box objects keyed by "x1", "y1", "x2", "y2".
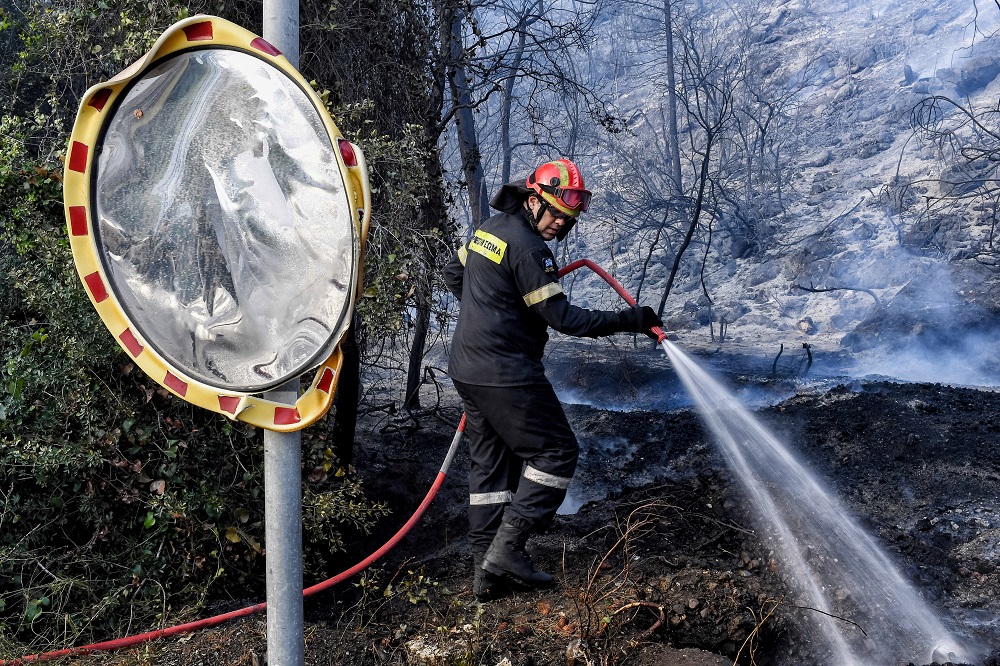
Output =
[
  {"x1": 852, "y1": 331, "x2": 1000, "y2": 387},
  {"x1": 843, "y1": 261, "x2": 1000, "y2": 388}
]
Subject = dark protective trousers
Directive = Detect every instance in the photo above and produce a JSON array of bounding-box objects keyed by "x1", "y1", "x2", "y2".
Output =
[{"x1": 452, "y1": 379, "x2": 579, "y2": 555}]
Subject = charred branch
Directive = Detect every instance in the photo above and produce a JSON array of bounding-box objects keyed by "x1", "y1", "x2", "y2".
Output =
[
  {"x1": 792, "y1": 282, "x2": 881, "y2": 307},
  {"x1": 611, "y1": 601, "x2": 666, "y2": 644}
]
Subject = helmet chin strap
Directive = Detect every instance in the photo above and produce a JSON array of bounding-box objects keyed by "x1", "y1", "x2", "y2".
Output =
[{"x1": 526, "y1": 199, "x2": 550, "y2": 234}]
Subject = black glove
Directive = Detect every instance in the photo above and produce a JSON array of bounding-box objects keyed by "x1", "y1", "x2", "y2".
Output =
[{"x1": 619, "y1": 306, "x2": 664, "y2": 339}]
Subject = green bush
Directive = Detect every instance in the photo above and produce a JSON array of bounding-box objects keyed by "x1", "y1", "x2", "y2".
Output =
[
  {"x1": 0, "y1": 128, "x2": 273, "y2": 649},
  {"x1": 0, "y1": 1, "x2": 391, "y2": 655}
]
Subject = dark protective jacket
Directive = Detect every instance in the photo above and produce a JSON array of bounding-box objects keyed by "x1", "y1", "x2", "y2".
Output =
[{"x1": 445, "y1": 207, "x2": 628, "y2": 387}]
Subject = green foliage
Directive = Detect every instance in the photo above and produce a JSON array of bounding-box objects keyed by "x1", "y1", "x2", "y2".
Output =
[
  {"x1": 328, "y1": 101, "x2": 445, "y2": 339},
  {"x1": 0, "y1": 211, "x2": 266, "y2": 653},
  {"x1": 300, "y1": 431, "x2": 390, "y2": 571},
  {"x1": 385, "y1": 567, "x2": 438, "y2": 606},
  {"x1": 0, "y1": 1, "x2": 387, "y2": 656},
  {"x1": 0, "y1": 163, "x2": 270, "y2": 647},
  {"x1": 301, "y1": 0, "x2": 454, "y2": 394}
]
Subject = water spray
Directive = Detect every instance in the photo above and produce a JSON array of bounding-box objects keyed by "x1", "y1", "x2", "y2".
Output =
[
  {"x1": 559, "y1": 260, "x2": 972, "y2": 664},
  {"x1": 660, "y1": 339, "x2": 974, "y2": 665}
]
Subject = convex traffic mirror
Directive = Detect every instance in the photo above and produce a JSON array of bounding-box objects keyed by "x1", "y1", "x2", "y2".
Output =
[{"x1": 64, "y1": 16, "x2": 371, "y2": 431}]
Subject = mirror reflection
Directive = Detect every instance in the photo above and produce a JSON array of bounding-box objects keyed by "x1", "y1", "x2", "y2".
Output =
[{"x1": 95, "y1": 49, "x2": 354, "y2": 393}]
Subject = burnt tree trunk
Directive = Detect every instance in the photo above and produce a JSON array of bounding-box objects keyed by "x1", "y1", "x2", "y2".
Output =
[
  {"x1": 404, "y1": 287, "x2": 431, "y2": 411},
  {"x1": 447, "y1": 5, "x2": 489, "y2": 228},
  {"x1": 658, "y1": 132, "x2": 714, "y2": 319},
  {"x1": 501, "y1": 2, "x2": 540, "y2": 183},
  {"x1": 663, "y1": 0, "x2": 682, "y2": 195}
]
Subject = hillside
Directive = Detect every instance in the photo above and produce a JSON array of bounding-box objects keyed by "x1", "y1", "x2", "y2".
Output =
[{"x1": 559, "y1": 0, "x2": 1000, "y2": 388}]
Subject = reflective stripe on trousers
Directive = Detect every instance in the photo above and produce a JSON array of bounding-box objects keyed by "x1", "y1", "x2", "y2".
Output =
[
  {"x1": 453, "y1": 379, "x2": 579, "y2": 543},
  {"x1": 523, "y1": 465, "x2": 572, "y2": 489},
  {"x1": 470, "y1": 490, "x2": 513, "y2": 506}
]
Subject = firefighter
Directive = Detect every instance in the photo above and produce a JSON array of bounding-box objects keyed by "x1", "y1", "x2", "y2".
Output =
[{"x1": 444, "y1": 158, "x2": 663, "y2": 601}]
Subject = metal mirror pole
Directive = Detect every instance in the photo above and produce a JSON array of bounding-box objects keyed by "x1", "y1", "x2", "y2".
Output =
[{"x1": 263, "y1": 2, "x2": 303, "y2": 665}]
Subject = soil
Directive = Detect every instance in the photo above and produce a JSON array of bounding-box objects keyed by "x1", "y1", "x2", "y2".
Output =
[{"x1": 56, "y1": 343, "x2": 1000, "y2": 666}]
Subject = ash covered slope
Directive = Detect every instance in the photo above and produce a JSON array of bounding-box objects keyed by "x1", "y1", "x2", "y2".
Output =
[{"x1": 567, "y1": 0, "x2": 1000, "y2": 385}]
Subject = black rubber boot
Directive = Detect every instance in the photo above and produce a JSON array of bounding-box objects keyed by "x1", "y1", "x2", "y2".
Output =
[
  {"x1": 472, "y1": 552, "x2": 509, "y2": 602},
  {"x1": 481, "y1": 520, "x2": 555, "y2": 587}
]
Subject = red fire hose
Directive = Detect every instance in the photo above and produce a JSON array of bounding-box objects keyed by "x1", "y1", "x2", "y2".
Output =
[
  {"x1": 559, "y1": 259, "x2": 667, "y2": 343},
  {"x1": 2, "y1": 259, "x2": 659, "y2": 664}
]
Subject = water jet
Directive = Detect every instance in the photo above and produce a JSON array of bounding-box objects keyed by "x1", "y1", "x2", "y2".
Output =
[{"x1": 661, "y1": 339, "x2": 976, "y2": 665}]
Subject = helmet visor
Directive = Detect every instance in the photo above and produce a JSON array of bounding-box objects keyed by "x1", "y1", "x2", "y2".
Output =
[
  {"x1": 559, "y1": 187, "x2": 592, "y2": 212},
  {"x1": 539, "y1": 183, "x2": 592, "y2": 213}
]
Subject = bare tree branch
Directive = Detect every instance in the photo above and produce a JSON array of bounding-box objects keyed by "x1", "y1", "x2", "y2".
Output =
[{"x1": 791, "y1": 283, "x2": 881, "y2": 306}]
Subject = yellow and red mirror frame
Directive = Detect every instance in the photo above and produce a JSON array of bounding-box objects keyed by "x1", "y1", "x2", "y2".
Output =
[{"x1": 63, "y1": 15, "x2": 371, "y2": 432}]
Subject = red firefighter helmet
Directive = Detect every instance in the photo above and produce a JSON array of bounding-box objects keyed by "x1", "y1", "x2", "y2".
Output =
[{"x1": 526, "y1": 159, "x2": 592, "y2": 217}]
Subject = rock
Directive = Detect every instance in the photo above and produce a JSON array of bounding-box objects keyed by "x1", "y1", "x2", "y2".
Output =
[
  {"x1": 797, "y1": 317, "x2": 817, "y2": 334},
  {"x1": 935, "y1": 67, "x2": 957, "y2": 83},
  {"x1": 857, "y1": 104, "x2": 887, "y2": 122},
  {"x1": 913, "y1": 15, "x2": 938, "y2": 34},
  {"x1": 748, "y1": 262, "x2": 782, "y2": 287},
  {"x1": 850, "y1": 47, "x2": 878, "y2": 74},
  {"x1": 716, "y1": 302, "x2": 750, "y2": 323},
  {"x1": 566, "y1": 639, "x2": 588, "y2": 665},
  {"x1": 404, "y1": 637, "x2": 473, "y2": 665},
  {"x1": 832, "y1": 82, "x2": 856, "y2": 103},
  {"x1": 957, "y1": 56, "x2": 1000, "y2": 97},
  {"x1": 850, "y1": 222, "x2": 875, "y2": 241},
  {"x1": 802, "y1": 149, "x2": 833, "y2": 168}
]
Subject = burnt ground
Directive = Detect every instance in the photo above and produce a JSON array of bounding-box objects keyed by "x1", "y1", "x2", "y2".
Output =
[{"x1": 53, "y1": 343, "x2": 1000, "y2": 666}]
